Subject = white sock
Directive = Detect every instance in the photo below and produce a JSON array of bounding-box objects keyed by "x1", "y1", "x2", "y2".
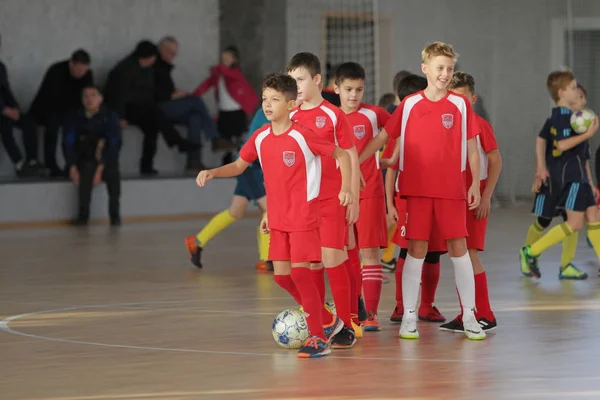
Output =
[
  {"x1": 451, "y1": 252, "x2": 476, "y2": 318},
  {"x1": 402, "y1": 254, "x2": 425, "y2": 316}
]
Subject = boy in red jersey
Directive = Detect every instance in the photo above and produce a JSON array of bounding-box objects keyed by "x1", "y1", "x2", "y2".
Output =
[
  {"x1": 384, "y1": 74, "x2": 446, "y2": 325},
  {"x1": 436, "y1": 71, "x2": 502, "y2": 333},
  {"x1": 333, "y1": 62, "x2": 389, "y2": 332},
  {"x1": 358, "y1": 42, "x2": 485, "y2": 340},
  {"x1": 196, "y1": 74, "x2": 353, "y2": 358},
  {"x1": 287, "y1": 53, "x2": 361, "y2": 348}
]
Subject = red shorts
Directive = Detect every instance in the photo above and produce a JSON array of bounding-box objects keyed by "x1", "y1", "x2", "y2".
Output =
[
  {"x1": 406, "y1": 196, "x2": 467, "y2": 241},
  {"x1": 392, "y1": 197, "x2": 447, "y2": 252},
  {"x1": 319, "y1": 197, "x2": 348, "y2": 250},
  {"x1": 355, "y1": 196, "x2": 388, "y2": 249},
  {"x1": 269, "y1": 228, "x2": 322, "y2": 263},
  {"x1": 466, "y1": 208, "x2": 488, "y2": 251}
]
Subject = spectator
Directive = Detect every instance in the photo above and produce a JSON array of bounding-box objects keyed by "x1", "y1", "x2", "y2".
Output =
[
  {"x1": 29, "y1": 49, "x2": 93, "y2": 177},
  {"x1": 154, "y1": 36, "x2": 233, "y2": 172},
  {"x1": 104, "y1": 40, "x2": 199, "y2": 175},
  {"x1": 322, "y1": 62, "x2": 341, "y2": 106},
  {"x1": 64, "y1": 86, "x2": 121, "y2": 226},
  {"x1": 193, "y1": 45, "x2": 258, "y2": 165},
  {"x1": 0, "y1": 33, "x2": 45, "y2": 178},
  {"x1": 378, "y1": 92, "x2": 396, "y2": 110}
]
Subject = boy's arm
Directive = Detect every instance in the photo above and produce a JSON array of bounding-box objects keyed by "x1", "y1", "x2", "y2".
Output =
[
  {"x1": 476, "y1": 149, "x2": 502, "y2": 220},
  {"x1": 332, "y1": 147, "x2": 353, "y2": 206},
  {"x1": 384, "y1": 166, "x2": 399, "y2": 223},
  {"x1": 196, "y1": 157, "x2": 250, "y2": 187},
  {"x1": 359, "y1": 129, "x2": 389, "y2": 164},
  {"x1": 345, "y1": 146, "x2": 361, "y2": 224},
  {"x1": 467, "y1": 137, "x2": 481, "y2": 210},
  {"x1": 585, "y1": 160, "x2": 599, "y2": 199},
  {"x1": 535, "y1": 136, "x2": 549, "y2": 181},
  {"x1": 555, "y1": 117, "x2": 599, "y2": 152}
]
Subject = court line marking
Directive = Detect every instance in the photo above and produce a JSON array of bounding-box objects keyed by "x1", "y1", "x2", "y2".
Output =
[{"x1": 0, "y1": 301, "x2": 474, "y2": 363}]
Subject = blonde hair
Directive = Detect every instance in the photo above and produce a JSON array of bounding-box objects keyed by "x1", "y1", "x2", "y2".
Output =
[
  {"x1": 546, "y1": 71, "x2": 575, "y2": 102},
  {"x1": 421, "y1": 41, "x2": 457, "y2": 63}
]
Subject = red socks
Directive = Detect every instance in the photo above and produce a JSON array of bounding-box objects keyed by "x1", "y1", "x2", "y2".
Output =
[
  {"x1": 346, "y1": 247, "x2": 361, "y2": 318},
  {"x1": 420, "y1": 261, "x2": 441, "y2": 311},
  {"x1": 311, "y1": 267, "x2": 333, "y2": 324},
  {"x1": 326, "y1": 262, "x2": 352, "y2": 327},
  {"x1": 475, "y1": 271, "x2": 494, "y2": 321},
  {"x1": 394, "y1": 257, "x2": 405, "y2": 309},
  {"x1": 362, "y1": 264, "x2": 383, "y2": 313},
  {"x1": 273, "y1": 274, "x2": 302, "y2": 305},
  {"x1": 291, "y1": 268, "x2": 326, "y2": 340}
]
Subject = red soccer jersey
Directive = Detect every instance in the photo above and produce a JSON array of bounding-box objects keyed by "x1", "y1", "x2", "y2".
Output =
[
  {"x1": 239, "y1": 122, "x2": 336, "y2": 232},
  {"x1": 384, "y1": 90, "x2": 481, "y2": 200},
  {"x1": 346, "y1": 104, "x2": 390, "y2": 199},
  {"x1": 467, "y1": 115, "x2": 499, "y2": 190},
  {"x1": 290, "y1": 100, "x2": 355, "y2": 200}
]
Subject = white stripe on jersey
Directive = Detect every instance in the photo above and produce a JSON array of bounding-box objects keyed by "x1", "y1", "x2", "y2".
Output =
[
  {"x1": 254, "y1": 127, "x2": 271, "y2": 167},
  {"x1": 358, "y1": 107, "x2": 381, "y2": 169},
  {"x1": 447, "y1": 94, "x2": 468, "y2": 172},
  {"x1": 289, "y1": 129, "x2": 323, "y2": 201},
  {"x1": 289, "y1": 109, "x2": 298, "y2": 120},
  {"x1": 319, "y1": 104, "x2": 338, "y2": 145},
  {"x1": 398, "y1": 94, "x2": 423, "y2": 171}
]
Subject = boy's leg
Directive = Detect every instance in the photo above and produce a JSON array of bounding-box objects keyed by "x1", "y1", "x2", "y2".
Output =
[
  {"x1": 418, "y1": 251, "x2": 445, "y2": 322},
  {"x1": 346, "y1": 227, "x2": 363, "y2": 336},
  {"x1": 381, "y1": 224, "x2": 397, "y2": 270},
  {"x1": 75, "y1": 161, "x2": 96, "y2": 224},
  {"x1": 103, "y1": 164, "x2": 121, "y2": 225}
]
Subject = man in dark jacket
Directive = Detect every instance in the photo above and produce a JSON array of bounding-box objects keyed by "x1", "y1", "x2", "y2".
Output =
[
  {"x1": 64, "y1": 86, "x2": 121, "y2": 226},
  {"x1": 104, "y1": 40, "x2": 198, "y2": 175},
  {"x1": 154, "y1": 36, "x2": 232, "y2": 172},
  {"x1": 0, "y1": 33, "x2": 45, "y2": 177},
  {"x1": 29, "y1": 49, "x2": 93, "y2": 177}
]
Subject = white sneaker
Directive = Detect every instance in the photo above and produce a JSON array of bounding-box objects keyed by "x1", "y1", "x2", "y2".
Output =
[
  {"x1": 463, "y1": 315, "x2": 486, "y2": 340},
  {"x1": 398, "y1": 312, "x2": 419, "y2": 339}
]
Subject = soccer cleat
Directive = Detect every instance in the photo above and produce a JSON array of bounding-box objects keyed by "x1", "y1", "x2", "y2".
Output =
[
  {"x1": 390, "y1": 306, "x2": 403, "y2": 323},
  {"x1": 351, "y1": 319, "x2": 363, "y2": 338},
  {"x1": 382, "y1": 276, "x2": 390, "y2": 284},
  {"x1": 463, "y1": 315, "x2": 486, "y2": 340},
  {"x1": 256, "y1": 260, "x2": 274, "y2": 273},
  {"x1": 558, "y1": 263, "x2": 588, "y2": 280},
  {"x1": 364, "y1": 311, "x2": 381, "y2": 332},
  {"x1": 357, "y1": 296, "x2": 368, "y2": 323},
  {"x1": 439, "y1": 317, "x2": 463, "y2": 333},
  {"x1": 418, "y1": 306, "x2": 446, "y2": 322},
  {"x1": 381, "y1": 258, "x2": 397, "y2": 272},
  {"x1": 398, "y1": 312, "x2": 419, "y2": 339},
  {"x1": 323, "y1": 315, "x2": 344, "y2": 343},
  {"x1": 477, "y1": 317, "x2": 497, "y2": 332},
  {"x1": 520, "y1": 246, "x2": 540, "y2": 278},
  {"x1": 331, "y1": 326, "x2": 357, "y2": 349},
  {"x1": 185, "y1": 236, "x2": 203, "y2": 268},
  {"x1": 297, "y1": 336, "x2": 331, "y2": 358}
]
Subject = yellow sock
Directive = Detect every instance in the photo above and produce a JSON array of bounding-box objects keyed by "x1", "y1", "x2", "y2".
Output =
[
  {"x1": 196, "y1": 209, "x2": 237, "y2": 247},
  {"x1": 525, "y1": 219, "x2": 545, "y2": 246},
  {"x1": 586, "y1": 222, "x2": 600, "y2": 260},
  {"x1": 257, "y1": 216, "x2": 270, "y2": 261},
  {"x1": 381, "y1": 224, "x2": 397, "y2": 263},
  {"x1": 560, "y1": 231, "x2": 579, "y2": 268},
  {"x1": 530, "y1": 223, "x2": 574, "y2": 256}
]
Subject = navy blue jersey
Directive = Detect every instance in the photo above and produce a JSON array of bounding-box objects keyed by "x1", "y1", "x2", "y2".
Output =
[{"x1": 538, "y1": 107, "x2": 589, "y2": 184}]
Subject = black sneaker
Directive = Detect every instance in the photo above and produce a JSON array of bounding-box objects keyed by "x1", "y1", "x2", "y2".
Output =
[
  {"x1": 297, "y1": 336, "x2": 331, "y2": 358},
  {"x1": 382, "y1": 258, "x2": 397, "y2": 272},
  {"x1": 358, "y1": 296, "x2": 368, "y2": 323},
  {"x1": 439, "y1": 317, "x2": 464, "y2": 333},
  {"x1": 110, "y1": 217, "x2": 122, "y2": 227},
  {"x1": 478, "y1": 317, "x2": 497, "y2": 332},
  {"x1": 331, "y1": 326, "x2": 356, "y2": 349},
  {"x1": 72, "y1": 218, "x2": 89, "y2": 227},
  {"x1": 185, "y1": 236, "x2": 203, "y2": 268}
]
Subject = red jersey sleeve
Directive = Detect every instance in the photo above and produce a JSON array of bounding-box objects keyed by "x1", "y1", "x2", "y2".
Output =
[
  {"x1": 384, "y1": 103, "x2": 404, "y2": 139},
  {"x1": 335, "y1": 111, "x2": 356, "y2": 149},
  {"x1": 382, "y1": 137, "x2": 397, "y2": 159},
  {"x1": 376, "y1": 106, "x2": 391, "y2": 128},
  {"x1": 302, "y1": 127, "x2": 337, "y2": 157},
  {"x1": 465, "y1": 100, "x2": 481, "y2": 140},
  {"x1": 479, "y1": 119, "x2": 499, "y2": 153},
  {"x1": 239, "y1": 129, "x2": 261, "y2": 164}
]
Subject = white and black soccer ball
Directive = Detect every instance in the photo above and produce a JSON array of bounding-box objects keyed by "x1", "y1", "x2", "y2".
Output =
[
  {"x1": 570, "y1": 108, "x2": 596, "y2": 134},
  {"x1": 272, "y1": 309, "x2": 309, "y2": 349}
]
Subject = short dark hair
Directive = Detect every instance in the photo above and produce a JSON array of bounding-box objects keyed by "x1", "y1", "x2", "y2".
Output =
[
  {"x1": 378, "y1": 92, "x2": 395, "y2": 109},
  {"x1": 286, "y1": 52, "x2": 321, "y2": 78},
  {"x1": 334, "y1": 62, "x2": 365, "y2": 85},
  {"x1": 134, "y1": 40, "x2": 157, "y2": 59},
  {"x1": 392, "y1": 70, "x2": 412, "y2": 95},
  {"x1": 262, "y1": 73, "x2": 297, "y2": 101},
  {"x1": 397, "y1": 74, "x2": 427, "y2": 101},
  {"x1": 449, "y1": 71, "x2": 476, "y2": 94},
  {"x1": 71, "y1": 49, "x2": 91, "y2": 65},
  {"x1": 223, "y1": 45, "x2": 240, "y2": 67}
]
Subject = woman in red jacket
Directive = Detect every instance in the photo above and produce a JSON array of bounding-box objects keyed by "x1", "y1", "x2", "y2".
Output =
[{"x1": 193, "y1": 46, "x2": 258, "y2": 159}]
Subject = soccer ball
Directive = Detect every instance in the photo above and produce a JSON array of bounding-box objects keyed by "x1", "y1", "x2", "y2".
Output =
[
  {"x1": 272, "y1": 309, "x2": 309, "y2": 349},
  {"x1": 570, "y1": 108, "x2": 596, "y2": 134}
]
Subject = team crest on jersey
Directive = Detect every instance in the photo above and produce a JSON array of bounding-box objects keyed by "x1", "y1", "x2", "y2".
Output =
[
  {"x1": 442, "y1": 114, "x2": 454, "y2": 129},
  {"x1": 315, "y1": 116, "x2": 327, "y2": 128},
  {"x1": 283, "y1": 151, "x2": 296, "y2": 167},
  {"x1": 353, "y1": 125, "x2": 366, "y2": 139}
]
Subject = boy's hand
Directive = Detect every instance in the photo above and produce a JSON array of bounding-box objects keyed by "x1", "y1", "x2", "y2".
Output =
[
  {"x1": 260, "y1": 214, "x2": 269, "y2": 233},
  {"x1": 69, "y1": 165, "x2": 80, "y2": 185},
  {"x1": 380, "y1": 158, "x2": 393, "y2": 169},
  {"x1": 387, "y1": 207, "x2": 399, "y2": 225},
  {"x1": 535, "y1": 167, "x2": 550, "y2": 183},
  {"x1": 346, "y1": 200, "x2": 359, "y2": 225},
  {"x1": 338, "y1": 187, "x2": 353, "y2": 207},
  {"x1": 467, "y1": 184, "x2": 481, "y2": 210},
  {"x1": 196, "y1": 169, "x2": 215, "y2": 187},
  {"x1": 475, "y1": 193, "x2": 491, "y2": 220},
  {"x1": 93, "y1": 165, "x2": 104, "y2": 185},
  {"x1": 585, "y1": 116, "x2": 599, "y2": 138},
  {"x1": 360, "y1": 171, "x2": 366, "y2": 191},
  {"x1": 531, "y1": 176, "x2": 543, "y2": 193},
  {"x1": 593, "y1": 184, "x2": 600, "y2": 201}
]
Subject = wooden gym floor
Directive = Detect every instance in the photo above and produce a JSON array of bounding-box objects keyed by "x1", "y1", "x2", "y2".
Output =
[{"x1": 1, "y1": 206, "x2": 600, "y2": 400}]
